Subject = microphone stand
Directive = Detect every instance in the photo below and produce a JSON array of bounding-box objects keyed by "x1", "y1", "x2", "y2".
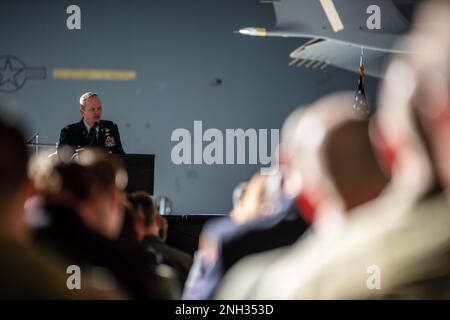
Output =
[
  {"x1": 35, "y1": 133, "x2": 39, "y2": 156},
  {"x1": 25, "y1": 132, "x2": 40, "y2": 156},
  {"x1": 25, "y1": 133, "x2": 59, "y2": 157}
]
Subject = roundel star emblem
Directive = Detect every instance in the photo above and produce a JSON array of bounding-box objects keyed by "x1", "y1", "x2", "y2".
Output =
[{"x1": 0, "y1": 55, "x2": 46, "y2": 93}]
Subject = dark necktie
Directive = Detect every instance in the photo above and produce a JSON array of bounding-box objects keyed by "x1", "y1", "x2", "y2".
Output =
[{"x1": 87, "y1": 123, "x2": 98, "y2": 146}]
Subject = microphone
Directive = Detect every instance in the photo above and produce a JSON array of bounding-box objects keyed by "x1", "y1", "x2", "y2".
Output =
[{"x1": 25, "y1": 132, "x2": 39, "y2": 144}]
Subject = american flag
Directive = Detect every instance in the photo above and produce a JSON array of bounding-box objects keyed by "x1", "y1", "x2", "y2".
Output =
[{"x1": 352, "y1": 63, "x2": 372, "y2": 119}]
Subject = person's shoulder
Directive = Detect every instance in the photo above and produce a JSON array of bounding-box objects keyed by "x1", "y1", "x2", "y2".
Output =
[
  {"x1": 61, "y1": 121, "x2": 81, "y2": 133},
  {"x1": 100, "y1": 120, "x2": 119, "y2": 129},
  {"x1": 162, "y1": 243, "x2": 193, "y2": 262}
]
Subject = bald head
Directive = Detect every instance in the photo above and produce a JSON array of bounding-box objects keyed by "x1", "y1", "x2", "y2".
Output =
[
  {"x1": 322, "y1": 120, "x2": 387, "y2": 210},
  {"x1": 290, "y1": 92, "x2": 359, "y2": 175},
  {"x1": 80, "y1": 92, "x2": 102, "y2": 126},
  {"x1": 283, "y1": 92, "x2": 387, "y2": 213}
]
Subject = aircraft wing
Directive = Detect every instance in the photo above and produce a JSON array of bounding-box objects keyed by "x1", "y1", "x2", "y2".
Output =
[
  {"x1": 272, "y1": 0, "x2": 410, "y2": 53},
  {"x1": 288, "y1": 38, "x2": 387, "y2": 77},
  {"x1": 238, "y1": 0, "x2": 413, "y2": 77}
]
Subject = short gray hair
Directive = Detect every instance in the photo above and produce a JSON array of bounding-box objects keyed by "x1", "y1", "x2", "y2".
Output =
[{"x1": 79, "y1": 92, "x2": 99, "y2": 107}]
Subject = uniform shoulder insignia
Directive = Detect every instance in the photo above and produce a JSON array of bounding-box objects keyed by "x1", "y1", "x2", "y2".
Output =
[{"x1": 63, "y1": 123, "x2": 78, "y2": 131}]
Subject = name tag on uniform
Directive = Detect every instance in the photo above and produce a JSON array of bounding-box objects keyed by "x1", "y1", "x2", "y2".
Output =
[{"x1": 105, "y1": 136, "x2": 116, "y2": 147}]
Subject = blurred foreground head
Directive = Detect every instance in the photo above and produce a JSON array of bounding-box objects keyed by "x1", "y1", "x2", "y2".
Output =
[
  {"x1": 286, "y1": 92, "x2": 388, "y2": 225},
  {"x1": 29, "y1": 147, "x2": 128, "y2": 238},
  {"x1": 0, "y1": 113, "x2": 31, "y2": 243},
  {"x1": 126, "y1": 191, "x2": 159, "y2": 242},
  {"x1": 373, "y1": 0, "x2": 450, "y2": 196},
  {"x1": 397, "y1": 1, "x2": 450, "y2": 190}
]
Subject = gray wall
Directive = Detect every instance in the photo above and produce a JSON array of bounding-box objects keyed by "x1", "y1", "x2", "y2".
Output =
[{"x1": 0, "y1": 0, "x2": 380, "y2": 214}]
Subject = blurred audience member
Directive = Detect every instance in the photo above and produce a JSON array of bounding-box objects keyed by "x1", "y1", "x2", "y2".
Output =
[
  {"x1": 230, "y1": 172, "x2": 283, "y2": 225},
  {"x1": 232, "y1": 181, "x2": 248, "y2": 208},
  {"x1": 0, "y1": 113, "x2": 90, "y2": 299},
  {"x1": 30, "y1": 148, "x2": 180, "y2": 299},
  {"x1": 130, "y1": 192, "x2": 193, "y2": 289},
  {"x1": 158, "y1": 215, "x2": 169, "y2": 243},
  {"x1": 218, "y1": 0, "x2": 450, "y2": 299},
  {"x1": 183, "y1": 94, "x2": 386, "y2": 299},
  {"x1": 118, "y1": 195, "x2": 141, "y2": 243},
  {"x1": 216, "y1": 93, "x2": 388, "y2": 299}
]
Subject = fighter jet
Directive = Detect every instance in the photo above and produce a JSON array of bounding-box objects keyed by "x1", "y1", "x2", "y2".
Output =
[{"x1": 238, "y1": 0, "x2": 420, "y2": 77}]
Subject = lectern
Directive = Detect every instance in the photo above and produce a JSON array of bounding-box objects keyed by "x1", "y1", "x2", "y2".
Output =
[{"x1": 119, "y1": 154, "x2": 155, "y2": 195}]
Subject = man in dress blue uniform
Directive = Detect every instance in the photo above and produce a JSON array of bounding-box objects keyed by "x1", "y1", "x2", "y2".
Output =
[{"x1": 59, "y1": 92, "x2": 125, "y2": 154}]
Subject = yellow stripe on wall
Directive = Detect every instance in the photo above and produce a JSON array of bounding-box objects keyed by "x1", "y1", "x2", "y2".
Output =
[{"x1": 53, "y1": 68, "x2": 137, "y2": 80}]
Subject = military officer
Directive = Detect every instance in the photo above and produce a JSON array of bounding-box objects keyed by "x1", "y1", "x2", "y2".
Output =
[{"x1": 59, "y1": 92, "x2": 125, "y2": 154}]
